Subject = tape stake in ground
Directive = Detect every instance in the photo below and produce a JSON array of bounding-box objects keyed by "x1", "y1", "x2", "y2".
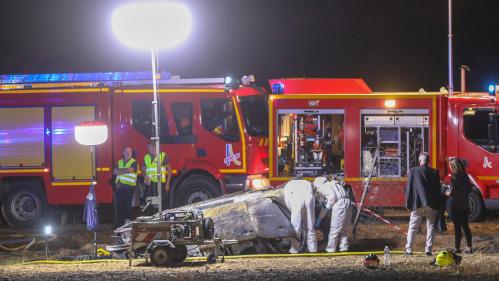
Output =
[{"x1": 353, "y1": 203, "x2": 407, "y2": 235}]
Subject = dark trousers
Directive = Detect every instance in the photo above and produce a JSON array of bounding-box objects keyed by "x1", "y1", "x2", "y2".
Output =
[
  {"x1": 144, "y1": 183, "x2": 169, "y2": 211},
  {"x1": 451, "y1": 210, "x2": 473, "y2": 249},
  {"x1": 114, "y1": 183, "x2": 135, "y2": 226}
]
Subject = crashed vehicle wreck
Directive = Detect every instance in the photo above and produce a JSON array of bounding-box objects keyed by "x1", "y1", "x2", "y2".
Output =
[{"x1": 107, "y1": 175, "x2": 355, "y2": 257}]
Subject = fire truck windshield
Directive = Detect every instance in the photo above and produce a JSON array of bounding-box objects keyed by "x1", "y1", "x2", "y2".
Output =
[{"x1": 239, "y1": 95, "x2": 269, "y2": 137}]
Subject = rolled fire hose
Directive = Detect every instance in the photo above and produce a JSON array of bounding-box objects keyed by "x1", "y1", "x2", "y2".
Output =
[
  {"x1": 0, "y1": 234, "x2": 57, "y2": 252},
  {"x1": 0, "y1": 238, "x2": 36, "y2": 251}
]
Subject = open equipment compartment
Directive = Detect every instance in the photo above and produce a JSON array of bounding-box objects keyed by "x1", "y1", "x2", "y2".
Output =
[
  {"x1": 361, "y1": 109, "x2": 429, "y2": 177},
  {"x1": 277, "y1": 109, "x2": 344, "y2": 177}
]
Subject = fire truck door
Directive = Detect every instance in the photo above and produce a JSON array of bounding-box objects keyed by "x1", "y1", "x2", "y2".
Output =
[
  {"x1": 51, "y1": 106, "x2": 95, "y2": 181},
  {"x1": 459, "y1": 106, "x2": 499, "y2": 197},
  {"x1": 199, "y1": 98, "x2": 243, "y2": 172}
]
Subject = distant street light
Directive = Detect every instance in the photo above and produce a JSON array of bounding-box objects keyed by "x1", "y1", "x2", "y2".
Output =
[{"x1": 112, "y1": 1, "x2": 192, "y2": 213}]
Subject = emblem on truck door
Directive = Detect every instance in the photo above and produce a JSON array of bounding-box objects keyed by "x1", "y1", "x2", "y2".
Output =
[
  {"x1": 483, "y1": 156, "x2": 493, "y2": 169},
  {"x1": 224, "y1": 144, "x2": 241, "y2": 166}
]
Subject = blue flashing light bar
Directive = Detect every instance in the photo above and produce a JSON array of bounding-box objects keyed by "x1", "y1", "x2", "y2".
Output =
[
  {"x1": 0, "y1": 71, "x2": 171, "y2": 84},
  {"x1": 272, "y1": 83, "x2": 284, "y2": 94},
  {"x1": 488, "y1": 84, "x2": 497, "y2": 96}
]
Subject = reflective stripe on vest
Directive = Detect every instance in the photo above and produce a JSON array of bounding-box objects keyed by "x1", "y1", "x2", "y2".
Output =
[
  {"x1": 116, "y1": 158, "x2": 138, "y2": 186},
  {"x1": 144, "y1": 152, "x2": 167, "y2": 183}
]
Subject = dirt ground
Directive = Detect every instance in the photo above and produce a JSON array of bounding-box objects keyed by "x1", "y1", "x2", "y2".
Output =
[
  {"x1": 2, "y1": 254, "x2": 499, "y2": 281},
  {"x1": 1, "y1": 219, "x2": 499, "y2": 280},
  {"x1": 350, "y1": 220, "x2": 499, "y2": 254}
]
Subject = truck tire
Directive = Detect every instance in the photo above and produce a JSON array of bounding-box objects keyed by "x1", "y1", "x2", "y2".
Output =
[
  {"x1": 1, "y1": 183, "x2": 46, "y2": 228},
  {"x1": 150, "y1": 246, "x2": 173, "y2": 267},
  {"x1": 173, "y1": 245, "x2": 188, "y2": 263},
  {"x1": 174, "y1": 175, "x2": 221, "y2": 207},
  {"x1": 468, "y1": 191, "x2": 484, "y2": 222},
  {"x1": 202, "y1": 217, "x2": 215, "y2": 239}
]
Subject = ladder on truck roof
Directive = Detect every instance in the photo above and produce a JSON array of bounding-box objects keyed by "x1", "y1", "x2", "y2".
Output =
[{"x1": 0, "y1": 71, "x2": 225, "y2": 89}]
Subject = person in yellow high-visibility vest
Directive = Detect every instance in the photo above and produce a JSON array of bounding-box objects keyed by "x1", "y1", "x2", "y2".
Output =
[
  {"x1": 142, "y1": 142, "x2": 172, "y2": 209},
  {"x1": 113, "y1": 147, "x2": 138, "y2": 226}
]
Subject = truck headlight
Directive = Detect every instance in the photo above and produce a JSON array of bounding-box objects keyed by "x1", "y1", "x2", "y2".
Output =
[{"x1": 245, "y1": 175, "x2": 271, "y2": 191}]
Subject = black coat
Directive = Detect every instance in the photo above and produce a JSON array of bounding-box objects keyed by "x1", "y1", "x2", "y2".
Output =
[
  {"x1": 405, "y1": 165, "x2": 443, "y2": 211},
  {"x1": 446, "y1": 173, "x2": 472, "y2": 214}
]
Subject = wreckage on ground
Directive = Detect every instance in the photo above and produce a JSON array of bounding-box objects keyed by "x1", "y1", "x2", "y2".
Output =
[{"x1": 106, "y1": 175, "x2": 357, "y2": 262}]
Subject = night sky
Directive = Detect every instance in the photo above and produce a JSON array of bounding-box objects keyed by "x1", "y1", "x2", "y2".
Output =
[{"x1": 1, "y1": 0, "x2": 498, "y2": 91}]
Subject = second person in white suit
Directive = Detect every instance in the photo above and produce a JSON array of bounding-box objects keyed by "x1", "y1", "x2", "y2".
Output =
[{"x1": 314, "y1": 176, "x2": 354, "y2": 253}]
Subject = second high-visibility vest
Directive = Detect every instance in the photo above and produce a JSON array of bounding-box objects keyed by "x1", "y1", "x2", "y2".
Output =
[
  {"x1": 115, "y1": 158, "x2": 138, "y2": 187},
  {"x1": 144, "y1": 152, "x2": 167, "y2": 183}
]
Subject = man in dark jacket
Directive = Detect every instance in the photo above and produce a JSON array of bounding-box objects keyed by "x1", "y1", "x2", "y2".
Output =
[{"x1": 405, "y1": 152, "x2": 443, "y2": 256}]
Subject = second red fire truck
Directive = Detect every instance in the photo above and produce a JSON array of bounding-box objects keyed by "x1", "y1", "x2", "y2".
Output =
[{"x1": 267, "y1": 78, "x2": 498, "y2": 221}]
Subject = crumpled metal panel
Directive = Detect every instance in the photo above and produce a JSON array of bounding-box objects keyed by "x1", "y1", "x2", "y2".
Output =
[
  {"x1": 246, "y1": 198, "x2": 295, "y2": 239},
  {"x1": 202, "y1": 201, "x2": 257, "y2": 242},
  {"x1": 174, "y1": 188, "x2": 296, "y2": 242}
]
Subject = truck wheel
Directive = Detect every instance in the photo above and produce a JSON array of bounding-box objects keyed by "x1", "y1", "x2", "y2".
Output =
[
  {"x1": 202, "y1": 217, "x2": 215, "y2": 239},
  {"x1": 173, "y1": 245, "x2": 188, "y2": 263},
  {"x1": 1, "y1": 183, "x2": 46, "y2": 228},
  {"x1": 468, "y1": 191, "x2": 484, "y2": 222},
  {"x1": 150, "y1": 246, "x2": 173, "y2": 267},
  {"x1": 174, "y1": 175, "x2": 221, "y2": 207}
]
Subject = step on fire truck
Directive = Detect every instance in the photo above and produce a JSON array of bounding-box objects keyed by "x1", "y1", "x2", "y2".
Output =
[
  {"x1": 268, "y1": 78, "x2": 498, "y2": 221},
  {"x1": 0, "y1": 72, "x2": 269, "y2": 227}
]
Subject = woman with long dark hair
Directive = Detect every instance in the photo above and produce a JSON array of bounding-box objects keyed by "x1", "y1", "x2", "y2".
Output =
[{"x1": 445, "y1": 158, "x2": 473, "y2": 254}]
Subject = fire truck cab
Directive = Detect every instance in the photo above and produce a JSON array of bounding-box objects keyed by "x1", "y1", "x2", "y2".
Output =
[
  {"x1": 446, "y1": 90, "x2": 499, "y2": 217},
  {"x1": 268, "y1": 78, "x2": 498, "y2": 221},
  {"x1": 0, "y1": 72, "x2": 269, "y2": 227}
]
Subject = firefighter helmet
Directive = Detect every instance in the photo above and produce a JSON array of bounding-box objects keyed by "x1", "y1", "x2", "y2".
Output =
[{"x1": 363, "y1": 253, "x2": 380, "y2": 269}]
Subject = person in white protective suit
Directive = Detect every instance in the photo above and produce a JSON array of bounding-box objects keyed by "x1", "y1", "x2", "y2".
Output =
[
  {"x1": 283, "y1": 179, "x2": 317, "y2": 253},
  {"x1": 314, "y1": 176, "x2": 353, "y2": 253}
]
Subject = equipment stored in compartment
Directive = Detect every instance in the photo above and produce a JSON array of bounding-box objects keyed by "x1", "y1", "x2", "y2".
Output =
[
  {"x1": 277, "y1": 110, "x2": 344, "y2": 177},
  {"x1": 361, "y1": 111, "x2": 429, "y2": 177}
]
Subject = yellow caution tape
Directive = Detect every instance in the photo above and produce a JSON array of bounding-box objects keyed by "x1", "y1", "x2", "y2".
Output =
[
  {"x1": 20, "y1": 250, "x2": 420, "y2": 265},
  {"x1": 185, "y1": 250, "x2": 415, "y2": 261},
  {"x1": 22, "y1": 259, "x2": 124, "y2": 265}
]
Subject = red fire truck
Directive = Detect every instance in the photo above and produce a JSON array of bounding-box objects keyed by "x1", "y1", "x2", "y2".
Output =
[
  {"x1": 0, "y1": 72, "x2": 269, "y2": 227},
  {"x1": 268, "y1": 78, "x2": 498, "y2": 221}
]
